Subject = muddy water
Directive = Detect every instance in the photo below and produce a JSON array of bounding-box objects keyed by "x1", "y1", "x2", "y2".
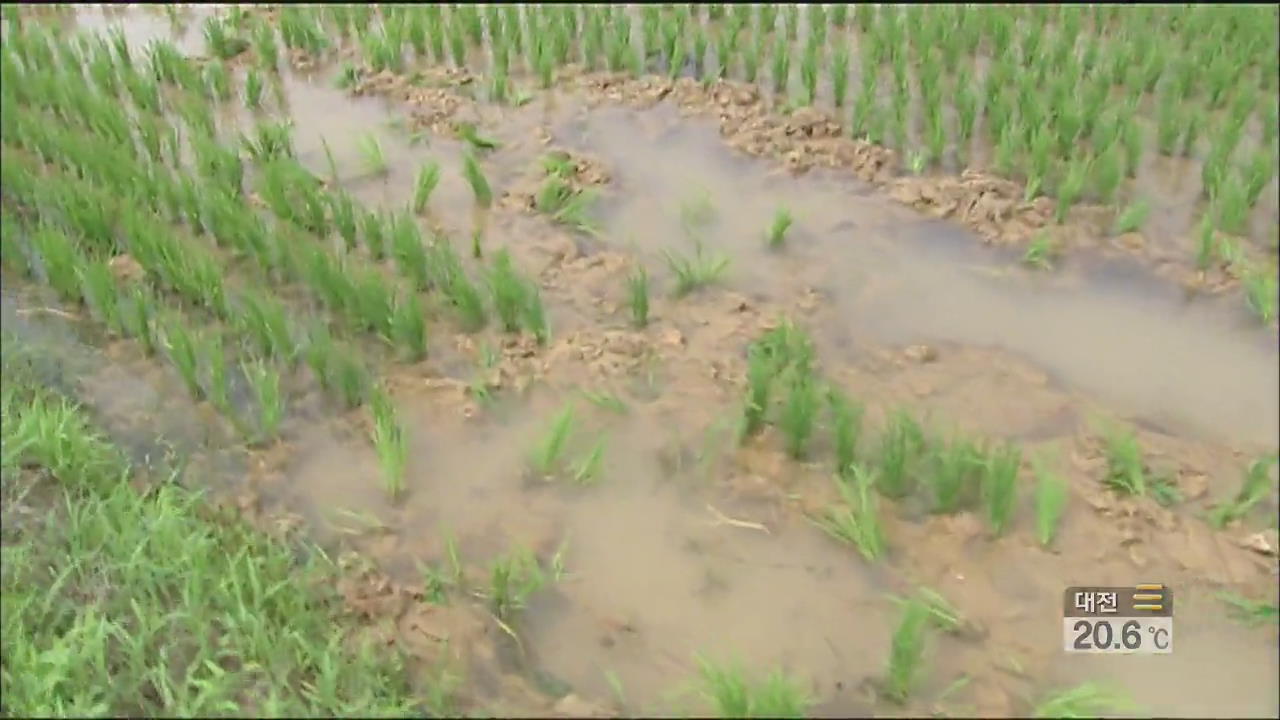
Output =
[{"x1": 559, "y1": 102, "x2": 1280, "y2": 450}]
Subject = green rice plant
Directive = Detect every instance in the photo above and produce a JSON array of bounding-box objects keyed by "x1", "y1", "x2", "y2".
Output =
[
  {"x1": 122, "y1": 285, "x2": 158, "y2": 357},
  {"x1": 523, "y1": 282, "x2": 550, "y2": 346},
  {"x1": 1032, "y1": 454, "x2": 1069, "y2": 548},
  {"x1": 77, "y1": 260, "x2": 120, "y2": 333},
  {"x1": 799, "y1": 38, "x2": 819, "y2": 106},
  {"x1": 536, "y1": 177, "x2": 601, "y2": 235},
  {"x1": 531, "y1": 403, "x2": 577, "y2": 479},
  {"x1": 1243, "y1": 267, "x2": 1278, "y2": 324},
  {"x1": 770, "y1": 34, "x2": 789, "y2": 94},
  {"x1": 1195, "y1": 214, "x2": 1216, "y2": 271},
  {"x1": 627, "y1": 265, "x2": 649, "y2": 328},
  {"x1": 487, "y1": 545, "x2": 547, "y2": 622},
  {"x1": 828, "y1": 389, "x2": 864, "y2": 478},
  {"x1": 391, "y1": 292, "x2": 428, "y2": 362},
  {"x1": 204, "y1": 15, "x2": 249, "y2": 60},
  {"x1": 389, "y1": 215, "x2": 429, "y2": 292},
  {"x1": 1243, "y1": 153, "x2": 1277, "y2": 208},
  {"x1": 331, "y1": 344, "x2": 370, "y2": 410},
  {"x1": 981, "y1": 442, "x2": 1021, "y2": 536},
  {"x1": 444, "y1": 261, "x2": 488, "y2": 333},
  {"x1": 927, "y1": 435, "x2": 982, "y2": 515},
  {"x1": 765, "y1": 207, "x2": 793, "y2": 250},
  {"x1": 679, "y1": 189, "x2": 717, "y2": 232},
  {"x1": 1112, "y1": 198, "x2": 1150, "y2": 235},
  {"x1": 237, "y1": 291, "x2": 294, "y2": 364},
  {"x1": 1212, "y1": 175, "x2": 1249, "y2": 236},
  {"x1": 877, "y1": 410, "x2": 924, "y2": 499},
  {"x1": 815, "y1": 466, "x2": 885, "y2": 562},
  {"x1": 30, "y1": 225, "x2": 82, "y2": 303},
  {"x1": 412, "y1": 160, "x2": 442, "y2": 215},
  {"x1": 488, "y1": 249, "x2": 529, "y2": 334},
  {"x1": 741, "y1": 345, "x2": 776, "y2": 441},
  {"x1": 694, "y1": 657, "x2": 812, "y2": 719},
  {"x1": 242, "y1": 120, "x2": 295, "y2": 162},
  {"x1": 241, "y1": 357, "x2": 284, "y2": 444},
  {"x1": 244, "y1": 67, "x2": 264, "y2": 109},
  {"x1": 1055, "y1": 156, "x2": 1089, "y2": 224},
  {"x1": 161, "y1": 316, "x2": 203, "y2": 400},
  {"x1": 1218, "y1": 592, "x2": 1280, "y2": 627},
  {"x1": 462, "y1": 151, "x2": 492, "y2": 209},
  {"x1": 570, "y1": 435, "x2": 608, "y2": 486},
  {"x1": 1101, "y1": 424, "x2": 1146, "y2": 497},
  {"x1": 362, "y1": 210, "x2": 387, "y2": 260},
  {"x1": 370, "y1": 388, "x2": 408, "y2": 501},
  {"x1": 779, "y1": 367, "x2": 819, "y2": 460},
  {"x1": 1023, "y1": 230, "x2": 1058, "y2": 271},
  {"x1": 1032, "y1": 683, "x2": 1136, "y2": 718},
  {"x1": 742, "y1": 31, "x2": 762, "y2": 83},
  {"x1": 200, "y1": 331, "x2": 230, "y2": 413},
  {"x1": 664, "y1": 241, "x2": 730, "y2": 297},
  {"x1": 357, "y1": 133, "x2": 388, "y2": 177},
  {"x1": 204, "y1": 59, "x2": 230, "y2": 102},
  {"x1": 883, "y1": 596, "x2": 929, "y2": 704},
  {"x1": 252, "y1": 20, "x2": 279, "y2": 69},
  {"x1": 581, "y1": 388, "x2": 628, "y2": 415},
  {"x1": 1206, "y1": 454, "x2": 1278, "y2": 529}
]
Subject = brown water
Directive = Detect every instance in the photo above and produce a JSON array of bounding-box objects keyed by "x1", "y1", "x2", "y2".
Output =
[{"x1": 14, "y1": 7, "x2": 1280, "y2": 718}]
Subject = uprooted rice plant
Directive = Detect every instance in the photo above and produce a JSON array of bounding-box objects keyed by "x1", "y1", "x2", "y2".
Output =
[{"x1": 2, "y1": 5, "x2": 1277, "y2": 718}]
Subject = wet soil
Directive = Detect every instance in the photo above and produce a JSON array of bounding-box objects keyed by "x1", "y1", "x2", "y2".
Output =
[{"x1": 7, "y1": 7, "x2": 1279, "y2": 718}]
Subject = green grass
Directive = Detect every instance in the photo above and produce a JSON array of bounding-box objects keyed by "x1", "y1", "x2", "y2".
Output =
[
  {"x1": 0, "y1": 359, "x2": 443, "y2": 716},
  {"x1": 627, "y1": 264, "x2": 650, "y2": 328},
  {"x1": 369, "y1": 388, "x2": 408, "y2": 501},
  {"x1": 778, "y1": 366, "x2": 819, "y2": 459},
  {"x1": 877, "y1": 410, "x2": 924, "y2": 499},
  {"x1": 487, "y1": 545, "x2": 548, "y2": 622},
  {"x1": 241, "y1": 357, "x2": 284, "y2": 445},
  {"x1": 828, "y1": 388, "x2": 864, "y2": 477},
  {"x1": 412, "y1": 160, "x2": 442, "y2": 214},
  {"x1": 927, "y1": 435, "x2": 982, "y2": 514},
  {"x1": 1218, "y1": 591, "x2": 1280, "y2": 627},
  {"x1": 1032, "y1": 455, "x2": 1069, "y2": 548},
  {"x1": 694, "y1": 656, "x2": 811, "y2": 719},
  {"x1": 981, "y1": 441, "x2": 1022, "y2": 536},
  {"x1": 462, "y1": 150, "x2": 493, "y2": 208},
  {"x1": 664, "y1": 240, "x2": 730, "y2": 297},
  {"x1": 1023, "y1": 230, "x2": 1057, "y2": 270}
]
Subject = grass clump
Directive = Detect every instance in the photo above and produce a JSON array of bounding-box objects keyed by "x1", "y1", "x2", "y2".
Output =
[
  {"x1": 1206, "y1": 454, "x2": 1278, "y2": 529},
  {"x1": 664, "y1": 240, "x2": 730, "y2": 297},
  {"x1": 814, "y1": 466, "x2": 885, "y2": 562}
]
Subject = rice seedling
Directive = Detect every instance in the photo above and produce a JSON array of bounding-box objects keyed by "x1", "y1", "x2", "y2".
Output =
[
  {"x1": 927, "y1": 435, "x2": 982, "y2": 515},
  {"x1": 200, "y1": 331, "x2": 230, "y2": 414},
  {"x1": 887, "y1": 587, "x2": 968, "y2": 635},
  {"x1": 883, "y1": 596, "x2": 929, "y2": 704},
  {"x1": 410, "y1": 160, "x2": 442, "y2": 216},
  {"x1": 814, "y1": 466, "x2": 885, "y2": 562},
  {"x1": 536, "y1": 176, "x2": 601, "y2": 235},
  {"x1": 1206, "y1": 454, "x2": 1278, "y2": 529},
  {"x1": 1243, "y1": 267, "x2": 1278, "y2": 324},
  {"x1": 357, "y1": 133, "x2": 388, "y2": 177},
  {"x1": 330, "y1": 344, "x2": 370, "y2": 410},
  {"x1": 370, "y1": 388, "x2": 408, "y2": 501},
  {"x1": 390, "y1": 292, "x2": 428, "y2": 362},
  {"x1": 679, "y1": 189, "x2": 717, "y2": 233},
  {"x1": 244, "y1": 67, "x2": 264, "y2": 109},
  {"x1": 830, "y1": 41, "x2": 849, "y2": 108},
  {"x1": 740, "y1": 345, "x2": 776, "y2": 441},
  {"x1": 531, "y1": 403, "x2": 577, "y2": 479},
  {"x1": 664, "y1": 241, "x2": 730, "y2": 297},
  {"x1": 1213, "y1": 176, "x2": 1250, "y2": 236},
  {"x1": 765, "y1": 207, "x2": 793, "y2": 250},
  {"x1": 77, "y1": 260, "x2": 120, "y2": 333},
  {"x1": 1112, "y1": 198, "x2": 1150, "y2": 235},
  {"x1": 362, "y1": 210, "x2": 387, "y2": 260},
  {"x1": 779, "y1": 366, "x2": 819, "y2": 460},
  {"x1": 627, "y1": 264, "x2": 650, "y2": 329},
  {"x1": 877, "y1": 410, "x2": 924, "y2": 499},
  {"x1": 160, "y1": 316, "x2": 203, "y2": 401},
  {"x1": 981, "y1": 442, "x2": 1022, "y2": 536},
  {"x1": 457, "y1": 121, "x2": 500, "y2": 152},
  {"x1": 241, "y1": 357, "x2": 284, "y2": 445},
  {"x1": 462, "y1": 151, "x2": 493, "y2": 209},
  {"x1": 1101, "y1": 424, "x2": 1147, "y2": 497},
  {"x1": 123, "y1": 285, "x2": 158, "y2": 357},
  {"x1": 694, "y1": 657, "x2": 812, "y2": 719},
  {"x1": 1032, "y1": 683, "x2": 1136, "y2": 718},
  {"x1": 770, "y1": 34, "x2": 790, "y2": 95},
  {"x1": 1055, "y1": 156, "x2": 1089, "y2": 224},
  {"x1": 488, "y1": 249, "x2": 529, "y2": 334},
  {"x1": 570, "y1": 435, "x2": 607, "y2": 486},
  {"x1": 1023, "y1": 230, "x2": 1058, "y2": 271},
  {"x1": 1032, "y1": 454, "x2": 1069, "y2": 548},
  {"x1": 798, "y1": 345, "x2": 841, "y2": 436},
  {"x1": 487, "y1": 545, "x2": 547, "y2": 622},
  {"x1": 1195, "y1": 214, "x2": 1217, "y2": 271},
  {"x1": 1218, "y1": 592, "x2": 1280, "y2": 627}
]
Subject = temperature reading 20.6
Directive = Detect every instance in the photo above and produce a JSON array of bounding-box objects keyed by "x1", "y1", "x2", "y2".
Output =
[{"x1": 1062, "y1": 585, "x2": 1174, "y2": 655}]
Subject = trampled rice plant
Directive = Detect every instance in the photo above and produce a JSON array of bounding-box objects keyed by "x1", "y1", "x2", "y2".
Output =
[
  {"x1": 883, "y1": 596, "x2": 929, "y2": 704},
  {"x1": 664, "y1": 241, "x2": 730, "y2": 297},
  {"x1": 462, "y1": 151, "x2": 493, "y2": 208},
  {"x1": 1032, "y1": 454, "x2": 1069, "y2": 548},
  {"x1": 627, "y1": 265, "x2": 650, "y2": 328},
  {"x1": 1243, "y1": 267, "x2": 1278, "y2": 324},
  {"x1": 981, "y1": 442, "x2": 1021, "y2": 536},
  {"x1": 241, "y1": 357, "x2": 284, "y2": 445},
  {"x1": 1206, "y1": 454, "x2": 1279, "y2": 529},
  {"x1": 765, "y1": 207, "x2": 793, "y2": 250},
  {"x1": 411, "y1": 160, "x2": 441, "y2": 215},
  {"x1": 370, "y1": 388, "x2": 408, "y2": 501},
  {"x1": 162, "y1": 316, "x2": 203, "y2": 401},
  {"x1": 1032, "y1": 683, "x2": 1136, "y2": 719},
  {"x1": 1218, "y1": 592, "x2": 1280, "y2": 627},
  {"x1": 1112, "y1": 198, "x2": 1150, "y2": 235},
  {"x1": 695, "y1": 657, "x2": 812, "y2": 719},
  {"x1": 779, "y1": 366, "x2": 819, "y2": 460},
  {"x1": 531, "y1": 403, "x2": 577, "y2": 479},
  {"x1": 877, "y1": 410, "x2": 924, "y2": 499},
  {"x1": 927, "y1": 436, "x2": 982, "y2": 515},
  {"x1": 815, "y1": 466, "x2": 885, "y2": 562}
]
